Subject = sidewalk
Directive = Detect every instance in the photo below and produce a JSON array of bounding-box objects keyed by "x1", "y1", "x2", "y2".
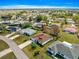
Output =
[
  {"x1": 0, "y1": 48, "x2": 12, "y2": 57},
  {"x1": 0, "y1": 40, "x2": 32, "y2": 57},
  {"x1": 5, "y1": 29, "x2": 21, "y2": 38},
  {"x1": 5, "y1": 32, "x2": 16, "y2": 37},
  {"x1": 19, "y1": 40, "x2": 32, "y2": 49},
  {"x1": 10, "y1": 35, "x2": 20, "y2": 40}
]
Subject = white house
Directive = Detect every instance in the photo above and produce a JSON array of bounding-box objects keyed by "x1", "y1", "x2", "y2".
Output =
[
  {"x1": 66, "y1": 18, "x2": 75, "y2": 24},
  {"x1": 20, "y1": 28, "x2": 36, "y2": 36}
]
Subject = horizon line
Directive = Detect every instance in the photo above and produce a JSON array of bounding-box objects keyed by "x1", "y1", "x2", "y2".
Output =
[{"x1": 0, "y1": 5, "x2": 79, "y2": 9}]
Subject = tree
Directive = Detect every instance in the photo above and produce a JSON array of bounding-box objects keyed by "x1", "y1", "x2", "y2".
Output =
[
  {"x1": 77, "y1": 33, "x2": 79, "y2": 39},
  {"x1": 29, "y1": 16, "x2": 33, "y2": 22},
  {"x1": 73, "y1": 15, "x2": 79, "y2": 24},
  {"x1": 21, "y1": 23, "x2": 32, "y2": 28},
  {"x1": 31, "y1": 42, "x2": 37, "y2": 49},
  {"x1": 64, "y1": 18, "x2": 67, "y2": 24},
  {"x1": 19, "y1": 10, "x2": 27, "y2": 14},
  {"x1": 36, "y1": 15, "x2": 43, "y2": 22},
  {"x1": 1, "y1": 15, "x2": 12, "y2": 20},
  {"x1": 33, "y1": 51, "x2": 40, "y2": 57},
  {"x1": 41, "y1": 24, "x2": 47, "y2": 33},
  {"x1": 43, "y1": 16, "x2": 48, "y2": 24},
  {"x1": 51, "y1": 25, "x2": 60, "y2": 40},
  {"x1": 36, "y1": 15, "x2": 48, "y2": 25}
]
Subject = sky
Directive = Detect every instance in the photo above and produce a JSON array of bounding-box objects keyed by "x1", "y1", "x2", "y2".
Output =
[{"x1": 0, "y1": 0, "x2": 79, "y2": 8}]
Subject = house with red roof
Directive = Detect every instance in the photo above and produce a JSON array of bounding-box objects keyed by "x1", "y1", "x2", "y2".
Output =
[{"x1": 32, "y1": 33, "x2": 53, "y2": 46}]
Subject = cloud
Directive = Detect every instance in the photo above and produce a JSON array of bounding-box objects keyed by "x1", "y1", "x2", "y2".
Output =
[{"x1": 0, "y1": 5, "x2": 79, "y2": 9}]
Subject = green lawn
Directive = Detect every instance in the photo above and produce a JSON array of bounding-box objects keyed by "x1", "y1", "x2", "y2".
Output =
[
  {"x1": 0, "y1": 52, "x2": 17, "y2": 59},
  {"x1": 0, "y1": 30, "x2": 11, "y2": 36},
  {"x1": 23, "y1": 41, "x2": 54, "y2": 59},
  {"x1": 13, "y1": 35, "x2": 30, "y2": 45},
  {"x1": 0, "y1": 24, "x2": 11, "y2": 36},
  {"x1": 58, "y1": 31, "x2": 79, "y2": 44},
  {"x1": 22, "y1": 29, "x2": 79, "y2": 59},
  {"x1": 0, "y1": 40, "x2": 9, "y2": 52},
  {"x1": 13, "y1": 31, "x2": 41, "y2": 45}
]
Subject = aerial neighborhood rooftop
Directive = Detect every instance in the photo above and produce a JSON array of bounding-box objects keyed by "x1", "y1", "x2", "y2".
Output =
[
  {"x1": 47, "y1": 41, "x2": 79, "y2": 59},
  {"x1": 0, "y1": 9, "x2": 79, "y2": 59},
  {"x1": 32, "y1": 33, "x2": 53, "y2": 46}
]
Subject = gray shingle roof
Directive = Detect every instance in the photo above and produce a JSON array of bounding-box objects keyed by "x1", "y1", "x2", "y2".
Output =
[{"x1": 48, "y1": 41, "x2": 79, "y2": 59}]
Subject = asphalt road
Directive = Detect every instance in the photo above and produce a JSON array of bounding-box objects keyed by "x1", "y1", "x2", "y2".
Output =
[{"x1": 0, "y1": 35, "x2": 29, "y2": 59}]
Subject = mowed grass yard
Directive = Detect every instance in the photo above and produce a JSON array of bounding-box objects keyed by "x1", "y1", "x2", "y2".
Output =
[
  {"x1": 0, "y1": 30, "x2": 11, "y2": 36},
  {"x1": 0, "y1": 52, "x2": 17, "y2": 59},
  {"x1": 23, "y1": 30, "x2": 79, "y2": 59},
  {"x1": 0, "y1": 40, "x2": 9, "y2": 52},
  {"x1": 13, "y1": 31, "x2": 41, "y2": 45},
  {"x1": 58, "y1": 31, "x2": 79, "y2": 44},
  {"x1": 23, "y1": 41, "x2": 54, "y2": 59},
  {"x1": 13, "y1": 35, "x2": 30, "y2": 45}
]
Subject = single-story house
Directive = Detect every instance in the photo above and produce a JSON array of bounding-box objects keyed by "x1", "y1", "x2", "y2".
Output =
[
  {"x1": 6, "y1": 26, "x2": 20, "y2": 32},
  {"x1": 33, "y1": 22, "x2": 46, "y2": 28},
  {"x1": 48, "y1": 18, "x2": 54, "y2": 22},
  {"x1": 1, "y1": 20, "x2": 14, "y2": 24},
  {"x1": 66, "y1": 18, "x2": 75, "y2": 24},
  {"x1": 20, "y1": 28, "x2": 36, "y2": 36},
  {"x1": 63, "y1": 28, "x2": 77, "y2": 34},
  {"x1": 47, "y1": 41, "x2": 79, "y2": 59},
  {"x1": 58, "y1": 18, "x2": 64, "y2": 21},
  {"x1": 63, "y1": 24, "x2": 77, "y2": 34},
  {"x1": 32, "y1": 33, "x2": 53, "y2": 46}
]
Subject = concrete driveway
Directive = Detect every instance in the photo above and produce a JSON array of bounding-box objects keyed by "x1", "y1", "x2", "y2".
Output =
[{"x1": 0, "y1": 35, "x2": 29, "y2": 59}]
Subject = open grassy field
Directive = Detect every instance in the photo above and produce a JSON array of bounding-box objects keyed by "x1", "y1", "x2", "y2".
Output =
[
  {"x1": 0, "y1": 40, "x2": 9, "y2": 51},
  {"x1": 0, "y1": 52, "x2": 17, "y2": 59},
  {"x1": 23, "y1": 41, "x2": 54, "y2": 59}
]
